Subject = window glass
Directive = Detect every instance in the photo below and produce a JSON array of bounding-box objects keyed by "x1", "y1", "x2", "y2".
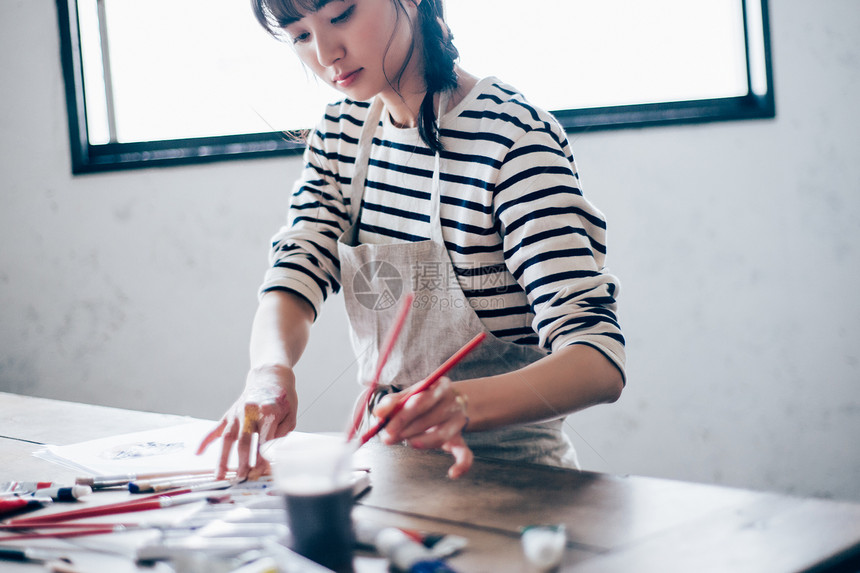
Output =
[
  {"x1": 60, "y1": 0, "x2": 774, "y2": 171},
  {"x1": 78, "y1": 0, "x2": 339, "y2": 143},
  {"x1": 451, "y1": 1, "x2": 749, "y2": 110}
]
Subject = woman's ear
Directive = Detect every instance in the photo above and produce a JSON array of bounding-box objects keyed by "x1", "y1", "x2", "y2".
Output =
[{"x1": 405, "y1": 0, "x2": 422, "y2": 19}]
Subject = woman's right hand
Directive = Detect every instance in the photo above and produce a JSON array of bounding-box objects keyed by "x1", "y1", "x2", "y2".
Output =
[
  {"x1": 373, "y1": 376, "x2": 474, "y2": 479},
  {"x1": 197, "y1": 364, "x2": 299, "y2": 480}
]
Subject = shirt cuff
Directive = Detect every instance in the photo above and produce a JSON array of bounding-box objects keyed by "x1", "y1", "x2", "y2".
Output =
[{"x1": 259, "y1": 271, "x2": 325, "y2": 320}]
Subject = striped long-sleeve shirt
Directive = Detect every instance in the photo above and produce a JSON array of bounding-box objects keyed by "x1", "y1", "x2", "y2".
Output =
[{"x1": 261, "y1": 77, "x2": 626, "y2": 379}]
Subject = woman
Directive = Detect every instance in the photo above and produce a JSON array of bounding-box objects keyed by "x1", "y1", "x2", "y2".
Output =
[{"x1": 199, "y1": 0, "x2": 626, "y2": 479}]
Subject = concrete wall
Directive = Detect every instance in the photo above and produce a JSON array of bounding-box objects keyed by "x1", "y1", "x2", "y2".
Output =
[{"x1": 2, "y1": 0, "x2": 858, "y2": 501}]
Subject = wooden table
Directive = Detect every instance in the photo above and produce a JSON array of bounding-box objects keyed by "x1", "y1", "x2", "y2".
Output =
[{"x1": 2, "y1": 392, "x2": 859, "y2": 572}]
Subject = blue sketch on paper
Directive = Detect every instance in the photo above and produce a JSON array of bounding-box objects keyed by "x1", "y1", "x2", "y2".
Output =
[{"x1": 101, "y1": 441, "x2": 185, "y2": 460}]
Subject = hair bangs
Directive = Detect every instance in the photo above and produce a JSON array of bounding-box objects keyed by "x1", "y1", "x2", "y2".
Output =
[{"x1": 252, "y1": 0, "x2": 332, "y2": 39}]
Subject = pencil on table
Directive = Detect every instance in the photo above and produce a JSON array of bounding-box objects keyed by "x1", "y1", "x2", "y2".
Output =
[{"x1": 77, "y1": 469, "x2": 232, "y2": 490}]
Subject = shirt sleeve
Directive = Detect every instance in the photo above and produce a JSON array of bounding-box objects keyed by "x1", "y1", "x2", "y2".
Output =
[
  {"x1": 493, "y1": 124, "x2": 626, "y2": 381},
  {"x1": 259, "y1": 117, "x2": 351, "y2": 319}
]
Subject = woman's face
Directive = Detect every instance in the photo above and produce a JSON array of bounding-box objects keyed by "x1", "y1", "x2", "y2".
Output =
[{"x1": 284, "y1": 0, "x2": 421, "y2": 102}]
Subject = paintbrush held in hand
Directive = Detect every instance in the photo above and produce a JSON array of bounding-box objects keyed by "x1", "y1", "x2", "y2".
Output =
[
  {"x1": 346, "y1": 292, "x2": 415, "y2": 442},
  {"x1": 359, "y1": 331, "x2": 486, "y2": 447}
]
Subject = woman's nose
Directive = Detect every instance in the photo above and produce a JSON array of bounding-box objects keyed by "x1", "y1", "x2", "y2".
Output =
[{"x1": 315, "y1": 34, "x2": 344, "y2": 67}]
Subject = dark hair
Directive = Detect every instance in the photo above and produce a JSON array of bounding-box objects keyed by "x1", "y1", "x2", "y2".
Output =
[
  {"x1": 251, "y1": 0, "x2": 326, "y2": 35},
  {"x1": 415, "y1": 0, "x2": 459, "y2": 153},
  {"x1": 251, "y1": 0, "x2": 459, "y2": 153}
]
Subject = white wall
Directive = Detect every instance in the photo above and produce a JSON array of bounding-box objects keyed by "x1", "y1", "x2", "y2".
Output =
[{"x1": 2, "y1": 1, "x2": 858, "y2": 502}]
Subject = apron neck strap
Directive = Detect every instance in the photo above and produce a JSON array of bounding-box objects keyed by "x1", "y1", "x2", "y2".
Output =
[
  {"x1": 348, "y1": 98, "x2": 385, "y2": 224},
  {"x1": 348, "y1": 92, "x2": 450, "y2": 234}
]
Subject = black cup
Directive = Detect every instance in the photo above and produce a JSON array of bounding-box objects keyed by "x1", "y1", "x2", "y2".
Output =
[{"x1": 284, "y1": 486, "x2": 355, "y2": 572}]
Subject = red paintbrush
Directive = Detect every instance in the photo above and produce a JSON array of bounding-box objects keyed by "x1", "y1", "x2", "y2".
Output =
[
  {"x1": 0, "y1": 522, "x2": 141, "y2": 530},
  {"x1": 4, "y1": 497, "x2": 192, "y2": 527},
  {"x1": 358, "y1": 331, "x2": 486, "y2": 447},
  {"x1": 346, "y1": 292, "x2": 415, "y2": 441},
  {"x1": 4, "y1": 482, "x2": 232, "y2": 527},
  {"x1": 0, "y1": 525, "x2": 132, "y2": 542}
]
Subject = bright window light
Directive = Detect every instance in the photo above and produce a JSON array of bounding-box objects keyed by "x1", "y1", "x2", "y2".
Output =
[{"x1": 59, "y1": 0, "x2": 774, "y2": 172}]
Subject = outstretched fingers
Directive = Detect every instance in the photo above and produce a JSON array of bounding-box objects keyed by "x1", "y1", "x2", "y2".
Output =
[
  {"x1": 443, "y1": 435, "x2": 474, "y2": 479},
  {"x1": 196, "y1": 419, "x2": 227, "y2": 456},
  {"x1": 217, "y1": 417, "x2": 240, "y2": 480}
]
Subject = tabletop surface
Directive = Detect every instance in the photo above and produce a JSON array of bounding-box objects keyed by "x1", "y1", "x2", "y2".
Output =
[{"x1": 2, "y1": 391, "x2": 860, "y2": 572}]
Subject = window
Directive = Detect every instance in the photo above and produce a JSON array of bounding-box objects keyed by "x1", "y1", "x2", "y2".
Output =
[{"x1": 57, "y1": 0, "x2": 774, "y2": 173}]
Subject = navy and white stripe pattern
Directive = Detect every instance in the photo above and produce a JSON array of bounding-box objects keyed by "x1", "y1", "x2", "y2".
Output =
[{"x1": 262, "y1": 77, "x2": 625, "y2": 378}]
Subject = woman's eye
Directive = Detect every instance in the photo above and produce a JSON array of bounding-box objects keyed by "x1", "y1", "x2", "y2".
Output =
[
  {"x1": 291, "y1": 31, "x2": 310, "y2": 45},
  {"x1": 331, "y1": 5, "x2": 354, "y2": 24}
]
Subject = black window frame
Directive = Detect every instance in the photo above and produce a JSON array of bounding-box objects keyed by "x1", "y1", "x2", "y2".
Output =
[{"x1": 56, "y1": 0, "x2": 775, "y2": 174}]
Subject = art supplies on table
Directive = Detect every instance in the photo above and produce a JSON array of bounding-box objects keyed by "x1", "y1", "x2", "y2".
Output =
[
  {"x1": 3, "y1": 428, "x2": 388, "y2": 572},
  {"x1": 521, "y1": 524, "x2": 566, "y2": 571},
  {"x1": 0, "y1": 497, "x2": 52, "y2": 519},
  {"x1": 1, "y1": 482, "x2": 55, "y2": 495},
  {"x1": 0, "y1": 545, "x2": 77, "y2": 570},
  {"x1": 355, "y1": 521, "x2": 465, "y2": 573},
  {"x1": 35, "y1": 485, "x2": 92, "y2": 502},
  {"x1": 0, "y1": 483, "x2": 91, "y2": 502},
  {"x1": 1, "y1": 480, "x2": 330, "y2": 572},
  {"x1": 3, "y1": 398, "x2": 483, "y2": 571},
  {"x1": 79, "y1": 469, "x2": 229, "y2": 491},
  {"x1": 127, "y1": 474, "x2": 232, "y2": 494}
]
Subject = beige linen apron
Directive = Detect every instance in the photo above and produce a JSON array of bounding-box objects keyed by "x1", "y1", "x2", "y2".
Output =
[{"x1": 336, "y1": 95, "x2": 578, "y2": 467}]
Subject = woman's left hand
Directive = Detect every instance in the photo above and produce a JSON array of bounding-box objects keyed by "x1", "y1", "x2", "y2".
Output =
[{"x1": 372, "y1": 376, "x2": 473, "y2": 479}]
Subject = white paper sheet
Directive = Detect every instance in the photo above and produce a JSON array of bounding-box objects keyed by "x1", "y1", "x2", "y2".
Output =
[{"x1": 32, "y1": 420, "x2": 230, "y2": 476}]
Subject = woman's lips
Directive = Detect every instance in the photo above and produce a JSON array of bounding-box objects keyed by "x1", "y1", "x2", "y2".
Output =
[{"x1": 334, "y1": 69, "x2": 361, "y2": 88}]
